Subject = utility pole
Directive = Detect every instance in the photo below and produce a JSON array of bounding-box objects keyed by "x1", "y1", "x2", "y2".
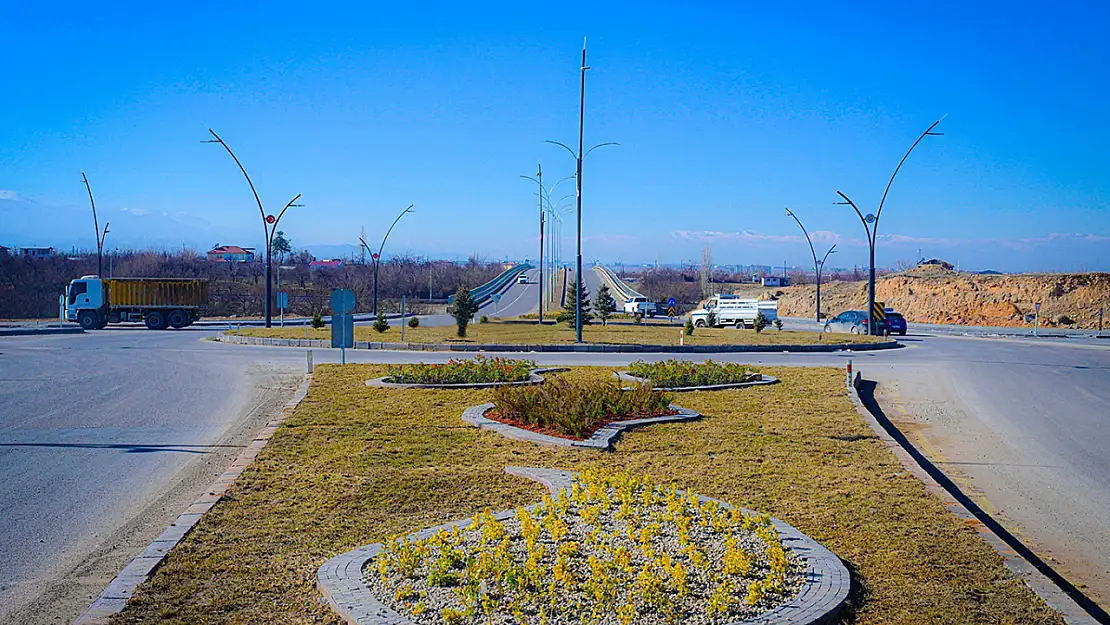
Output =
[{"x1": 835, "y1": 117, "x2": 944, "y2": 335}]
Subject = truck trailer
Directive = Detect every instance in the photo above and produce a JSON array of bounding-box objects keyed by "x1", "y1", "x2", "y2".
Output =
[
  {"x1": 65, "y1": 276, "x2": 209, "y2": 330},
  {"x1": 688, "y1": 294, "x2": 778, "y2": 329}
]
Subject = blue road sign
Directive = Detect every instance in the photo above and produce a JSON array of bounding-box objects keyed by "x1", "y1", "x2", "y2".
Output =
[
  {"x1": 330, "y1": 289, "x2": 355, "y2": 314},
  {"x1": 667, "y1": 297, "x2": 676, "y2": 307},
  {"x1": 276, "y1": 291, "x2": 289, "y2": 310}
]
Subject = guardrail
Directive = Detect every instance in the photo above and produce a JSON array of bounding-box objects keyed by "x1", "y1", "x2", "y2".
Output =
[
  {"x1": 593, "y1": 265, "x2": 643, "y2": 303},
  {"x1": 465, "y1": 263, "x2": 533, "y2": 307}
]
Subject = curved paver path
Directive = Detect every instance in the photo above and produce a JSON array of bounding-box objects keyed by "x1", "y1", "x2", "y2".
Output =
[
  {"x1": 461, "y1": 402, "x2": 701, "y2": 451},
  {"x1": 317, "y1": 466, "x2": 849, "y2": 625},
  {"x1": 365, "y1": 367, "x2": 567, "y2": 389},
  {"x1": 615, "y1": 371, "x2": 780, "y2": 391}
]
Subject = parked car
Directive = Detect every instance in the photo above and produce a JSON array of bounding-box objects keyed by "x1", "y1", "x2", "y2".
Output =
[
  {"x1": 885, "y1": 311, "x2": 907, "y2": 335},
  {"x1": 823, "y1": 310, "x2": 889, "y2": 335}
]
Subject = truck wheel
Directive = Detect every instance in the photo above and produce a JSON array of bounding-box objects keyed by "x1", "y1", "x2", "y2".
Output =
[
  {"x1": 694, "y1": 320, "x2": 705, "y2": 328},
  {"x1": 145, "y1": 311, "x2": 168, "y2": 330},
  {"x1": 78, "y1": 311, "x2": 99, "y2": 330},
  {"x1": 168, "y1": 309, "x2": 189, "y2": 329}
]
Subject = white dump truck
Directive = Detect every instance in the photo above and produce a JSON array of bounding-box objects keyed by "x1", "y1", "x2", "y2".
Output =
[
  {"x1": 65, "y1": 276, "x2": 210, "y2": 330},
  {"x1": 688, "y1": 294, "x2": 778, "y2": 329}
]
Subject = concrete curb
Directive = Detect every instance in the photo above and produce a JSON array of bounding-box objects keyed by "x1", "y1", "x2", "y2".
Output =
[
  {"x1": 316, "y1": 466, "x2": 849, "y2": 625},
  {"x1": 365, "y1": 367, "x2": 568, "y2": 389},
  {"x1": 0, "y1": 326, "x2": 85, "y2": 336},
  {"x1": 74, "y1": 375, "x2": 314, "y2": 625},
  {"x1": 461, "y1": 402, "x2": 702, "y2": 451},
  {"x1": 845, "y1": 371, "x2": 1102, "y2": 625},
  {"x1": 213, "y1": 333, "x2": 901, "y2": 353},
  {"x1": 614, "y1": 371, "x2": 780, "y2": 391}
]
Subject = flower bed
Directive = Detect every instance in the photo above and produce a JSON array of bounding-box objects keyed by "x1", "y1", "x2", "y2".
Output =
[
  {"x1": 366, "y1": 469, "x2": 805, "y2": 624},
  {"x1": 387, "y1": 355, "x2": 536, "y2": 385},
  {"x1": 627, "y1": 359, "x2": 761, "y2": 388},
  {"x1": 489, "y1": 378, "x2": 674, "y2": 439}
]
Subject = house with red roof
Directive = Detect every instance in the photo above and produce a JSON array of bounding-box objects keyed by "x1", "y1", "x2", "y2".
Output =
[{"x1": 207, "y1": 245, "x2": 255, "y2": 263}]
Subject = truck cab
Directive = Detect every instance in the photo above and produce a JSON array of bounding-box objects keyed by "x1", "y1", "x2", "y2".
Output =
[{"x1": 66, "y1": 276, "x2": 108, "y2": 329}]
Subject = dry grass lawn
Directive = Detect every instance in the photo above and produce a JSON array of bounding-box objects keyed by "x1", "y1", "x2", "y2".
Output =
[
  {"x1": 229, "y1": 320, "x2": 880, "y2": 346},
  {"x1": 114, "y1": 366, "x2": 1059, "y2": 624}
]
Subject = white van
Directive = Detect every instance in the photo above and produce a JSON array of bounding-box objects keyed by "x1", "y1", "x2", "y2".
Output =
[{"x1": 689, "y1": 294, "x2": 778, "y2": 328}]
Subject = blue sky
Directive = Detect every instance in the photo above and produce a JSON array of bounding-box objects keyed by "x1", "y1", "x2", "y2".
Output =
[{"x1": 2, "y1": 1, "x2": 1108, "y2": 272}]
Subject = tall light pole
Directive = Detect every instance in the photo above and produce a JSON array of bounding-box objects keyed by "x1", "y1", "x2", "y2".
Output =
[
  {"x1": 81, "y1": 172, "x2": 110, "y2": 277},
  {"x1": 360, "y1": 204, "x2": 414, "y2": 315},
  {"x1": 521, "y1": 171, "x2": 575, "y2": 323},
  {"x1": 784, "y1": 207, "x2": 836, "y2": 322},
  {"x1": 547, "y1": 38, "x2": 617, "y2": 342},
  {"x1": 835, "y1": 117, "x2": 944, "y2": 335},
  {"x1": 204, "y1": 129, "x2": 302, "y2": 328}
]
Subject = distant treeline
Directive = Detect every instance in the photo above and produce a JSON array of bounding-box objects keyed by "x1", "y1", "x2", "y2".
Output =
[{"x1": 0, "y1": 250, "x2": 504, "y2": 318}]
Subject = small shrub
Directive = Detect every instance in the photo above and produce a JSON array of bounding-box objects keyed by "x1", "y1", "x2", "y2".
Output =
[
  {"x1": 387, "y1": 355, "x2": 535, "y2": 384},
  {"x1": 628, "y1": 359, "x2": 760, "y2": 387},
  {"x1": 684, "y1": 318, "x2": 695, "y2": 336},
  {"x1": 407, "y1": 316, "x2": 420, "y2": 328},
  {"x1": 372, "y1": 311, "x2": 390, "y2": 333},
  {"x1": 492, "y1": 378, "x2": 673, "y2": 438},
  {"x1": 480, "y1": 315, "x2": 489, "y2": 324},
  {"x1": 310, "y1": 312, "x2": 325, "y2": 329}
]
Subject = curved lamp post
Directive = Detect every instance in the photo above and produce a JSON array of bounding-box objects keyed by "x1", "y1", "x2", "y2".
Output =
[
  {"x1": 81, "y1": 172, "x2": 110, "y2": 277},
  {"x1": 203, "y1": 129, "x2": 303, "y2": 328},
  {"x1": 359, "y1": 204, "x2": 414, "y2": 316},
  {"x1": 784, "y1": 207, "x2": 837, "y2": 322},
  {"x1": 835, "y1": 117, "x2": 944, "y2": 335}
]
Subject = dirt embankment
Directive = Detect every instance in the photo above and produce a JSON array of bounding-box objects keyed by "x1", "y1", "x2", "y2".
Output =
[{"x1": 740, "y1": 267, "x2": 1110, "y2": 328}]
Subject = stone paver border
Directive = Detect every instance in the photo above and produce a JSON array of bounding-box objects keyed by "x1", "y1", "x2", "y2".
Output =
[
  {"x1": 0, "y1": 326, "x2": 85, "y2": 337},
  {"x1": 462, "y1": 402, "x2": 701, "y2": 451},
  {"x1": 74, "y1": 375, "x2": 314, "y2": 625},
  {"x1": 214, "y1": 332, "x2": 901, "y2": 353},
  {"x1": 317, "y1": 466, "x2": 849, "y2": 625},
  {"x1": 615, "y1": 371, "x2": 780, "y2": 391},
  {"x1": 365, "y1": 367, "x2": 568, "y2": 389}
]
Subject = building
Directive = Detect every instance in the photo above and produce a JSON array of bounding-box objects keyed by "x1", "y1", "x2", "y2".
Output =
[
  {"x1": 760, "y1": 276, "x2": 789, "y2": 287},
  {"x1": 207, "y1": 245, "x2": 255, "y2": 263},
  {"x1": 309, "y1": 258, "x2": 344, "y2": 270},
  {"x1": 16, "y1": 246, "x2": 54, "y2": 259}
]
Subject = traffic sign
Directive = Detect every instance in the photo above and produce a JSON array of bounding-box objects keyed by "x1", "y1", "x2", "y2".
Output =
[
  {"x1": 276, "y1": 291, "x2": 289, "y2": 310},
  {"x1": 667, "y1": 297, "x2": 676, "y2": 307},
  {"x1": 667, "y1": 306, "x2": 677, "y2": 317},
  {"x1": 871, "y1": 301, "x2": 886, "y2": 321},
  {"x1": 266, "y1": 214, "x2": 275, "y2": 224},
  {"x1": 491, "y1": 293, "x2": 502, "y2": 303},
  {"x1": 330, "y1": 289, "x2": 355, "y2": 314}
]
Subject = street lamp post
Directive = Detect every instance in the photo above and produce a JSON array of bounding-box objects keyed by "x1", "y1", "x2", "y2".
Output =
[
  {"x1": 81, "y1": 172, "x2": 110, "y2": 277},
  {"x1": 204, "y1": 129, "x2": 302, "y2": 328},
  {"x1": 359, "y1": 204, "x2": 414, "y2": 316},
  {"x1": 547, "y1": 39, "x2": 617, "y2": 342},
  {"x1": 784, "y1": 207, "x2": 836, "y2": 322},
  {"x1": 835, "y1": 117, "x2": 944, "y2": 335},
  {"x1": 520, "y1": 171, "x2": 576, "y2": 323}
]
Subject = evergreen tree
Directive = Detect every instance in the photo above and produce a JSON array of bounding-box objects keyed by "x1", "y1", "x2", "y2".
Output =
[
  {"x1": 272, "y1": 230, "x2": 292, "y2": 264},
  {"x1": 449, "y1": 286, "x2": 480, "y2": 337},
  {"x1": 557, "y1": 280, "x2": 592, "y2": 327},
  {"x1": 594, "y1": 284, "x2": 616, "y2": 325},
  {"x1": 372, "y1": 310, "x2": 390, "y2": 333}
]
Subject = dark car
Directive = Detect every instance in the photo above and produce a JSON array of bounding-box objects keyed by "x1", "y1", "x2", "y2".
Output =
[
  {"x1": 824, "y1": 310, "x2": 890, "y2": 335},
  {"x1": 885, "y1": 311, "x2": 907, "y2": 335}
]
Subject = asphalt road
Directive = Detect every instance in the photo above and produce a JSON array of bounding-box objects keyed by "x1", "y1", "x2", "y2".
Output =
[
  {"x1": 1, "y1": 324, "x2": 1108, "y2": 619},
  {"x1": 486, "y1": 268, "x2": 540, "y2": 318}
]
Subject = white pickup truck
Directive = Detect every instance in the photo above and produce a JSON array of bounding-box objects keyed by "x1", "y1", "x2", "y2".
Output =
[
  {"x1": 688, "y1": 294, "x2": 778, "y2": 329},
  {"x1": 623, "y1": 296, "x2": 657, "y2": 318}
]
